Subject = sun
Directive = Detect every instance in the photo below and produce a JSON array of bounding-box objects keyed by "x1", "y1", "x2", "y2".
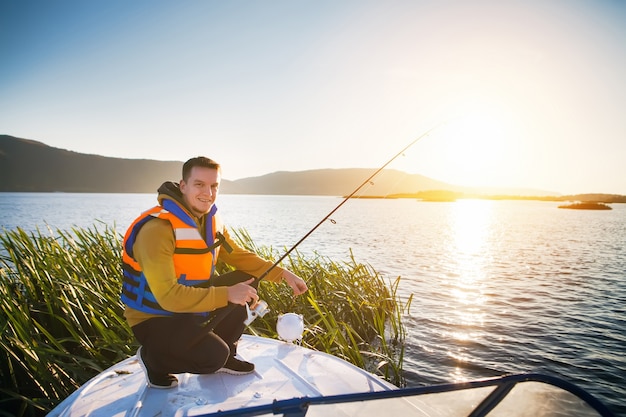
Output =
[
  {"x1": 442, "y1": 99, "x2": 515, "y2": 186},
  {"x1": 408, "y1": 96, "x2": 520, "y2": 189}
]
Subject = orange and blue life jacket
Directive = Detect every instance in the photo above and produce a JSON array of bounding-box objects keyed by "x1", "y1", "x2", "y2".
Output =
[{"x1": 120, "y1": 198, "x2": 225, "y2": 315}]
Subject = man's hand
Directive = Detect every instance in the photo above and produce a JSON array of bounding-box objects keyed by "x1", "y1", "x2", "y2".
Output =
[
  {"x1": 227, "y1": 278, "x2": 259, "y2": 306},
  {"x1": 282, "y1": 270, "x2": 308, "y2": 296}
]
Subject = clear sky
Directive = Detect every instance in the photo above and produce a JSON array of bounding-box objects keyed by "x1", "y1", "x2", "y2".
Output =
[{"x1": 1, "y1": 0, "x2": 625, "y2": 194}]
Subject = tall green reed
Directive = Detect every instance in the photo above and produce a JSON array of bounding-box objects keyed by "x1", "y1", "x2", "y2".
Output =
[
  {"x1": 1, "y1": 225, "x2": 406, "y2": 416},
  {"x1": 0, "y1": 225, "x2": 133, "y2": 416}
]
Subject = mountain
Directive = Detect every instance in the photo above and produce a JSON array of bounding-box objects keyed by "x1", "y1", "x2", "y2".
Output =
[
  {"x1": 0, "y1": 135, "x2": 187, "y2": 193},
  {"x1": 0, "y1": 135, "x2": 452, "y2": 194},
  {"x1": 224, "y1": 168, "x2": 458, "y2": 196},
  {"x1": 1, "y1": 134, "x2": 553, "y2": 196}
]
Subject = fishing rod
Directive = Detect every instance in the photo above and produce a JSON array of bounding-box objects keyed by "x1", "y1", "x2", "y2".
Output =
[
  {"x1": 257, "y1": 124, "x2": 443, "y2": 282},
  {"x1": 204, "y1": 123, "x2": 444, "y2": 331}
]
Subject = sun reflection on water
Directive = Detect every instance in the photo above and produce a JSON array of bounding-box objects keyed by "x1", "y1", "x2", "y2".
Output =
[{"x1": 445, "y1": 199, "x2": 494, "y2": 382}]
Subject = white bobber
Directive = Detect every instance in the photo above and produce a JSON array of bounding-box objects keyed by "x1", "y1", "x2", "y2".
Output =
[{"x1": 276, "y1": 313, "x2": 304, "y2": 343}]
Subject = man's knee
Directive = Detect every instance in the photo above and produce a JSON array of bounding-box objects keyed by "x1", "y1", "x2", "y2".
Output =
[{"x1": 194, "y1": 335, "x2": 231, "y2": 373}]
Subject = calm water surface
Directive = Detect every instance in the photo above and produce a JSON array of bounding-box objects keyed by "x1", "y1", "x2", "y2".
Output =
[{"x1": 1, "y1": 193, "x2": 625, "y2": 415}]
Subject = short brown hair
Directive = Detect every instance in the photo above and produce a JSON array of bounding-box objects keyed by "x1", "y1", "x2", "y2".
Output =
[{"x1": 182, "y1": 157, "x2": 221, "y2": 181}]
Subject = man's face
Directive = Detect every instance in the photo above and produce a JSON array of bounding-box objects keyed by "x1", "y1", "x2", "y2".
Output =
[{"x1": 180, "y1": 166, "x2": 220, "y2": 218}]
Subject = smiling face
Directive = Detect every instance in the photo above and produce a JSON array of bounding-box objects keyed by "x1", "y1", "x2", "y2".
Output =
[{"x1": 179, "y1": 166, "x2": 220, "y2": 218}]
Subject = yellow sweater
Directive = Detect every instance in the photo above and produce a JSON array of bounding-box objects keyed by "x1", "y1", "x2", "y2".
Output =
[{"x1": 123, "y1": 217, "x2": 284, "y2": 327}]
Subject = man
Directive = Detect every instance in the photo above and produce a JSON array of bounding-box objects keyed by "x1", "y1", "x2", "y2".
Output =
[{"x1": 121, "y1": 156, "x2": 308, "y2": 388}]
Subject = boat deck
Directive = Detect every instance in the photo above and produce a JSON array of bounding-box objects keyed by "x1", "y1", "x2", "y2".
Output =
[
  {"x1": 47, "y1": 335, "x2": 615, "y2": 416},
  {"x1": 48, "y1": 334, "x2": 395, "y2": 416}
]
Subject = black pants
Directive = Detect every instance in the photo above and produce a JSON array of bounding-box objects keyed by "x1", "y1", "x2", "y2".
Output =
[{"x1": 131, "y1": 271, "x2": 256, "y2": 375}]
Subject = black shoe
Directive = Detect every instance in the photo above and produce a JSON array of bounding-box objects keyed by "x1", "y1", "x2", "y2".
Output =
[
  {"x1": 136, "y1": 346, "x2": 178, "y2": 389},
  {"x1": 216, "y1": 357, "x2": 255, "y2": 375}
]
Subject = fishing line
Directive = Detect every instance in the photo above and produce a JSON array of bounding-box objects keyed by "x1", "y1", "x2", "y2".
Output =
[{"x1": 204, "y1": 122, "x2": 446, "y2": 331}]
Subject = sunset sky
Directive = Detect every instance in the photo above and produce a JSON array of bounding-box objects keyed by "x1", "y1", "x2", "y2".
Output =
[{"x1": 1, "y1": 0, "x2": 625, "y2": 195}]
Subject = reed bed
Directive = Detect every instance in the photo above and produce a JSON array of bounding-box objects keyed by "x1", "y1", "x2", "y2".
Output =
[
  {"x1": 1, "y1": 225, "x2": 406, "y2": 416},
  {"x1": 223, "y1": 229, "x2": 406, "y2": 384}
]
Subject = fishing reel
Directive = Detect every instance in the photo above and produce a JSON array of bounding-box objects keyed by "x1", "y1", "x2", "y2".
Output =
[
  {"x1": 244, "y1": 300, "x2": 270, "y2": 326},
  {"x1": 244, "y1": 301, "x2": 304, "y2": 344}
]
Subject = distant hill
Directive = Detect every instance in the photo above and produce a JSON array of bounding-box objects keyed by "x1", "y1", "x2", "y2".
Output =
[
  {"x1": 0, "y1": 135, "x2": 187, "y2": 193},
  {"x1": 224, "y1": 168, "x2": 459, "y2": 196},
  {"x1": 1, "y1": 135, "x2": 459, "y2": 195},
  {"x1": 0, "y1": 134, "x2": 564, "y2": 197}
]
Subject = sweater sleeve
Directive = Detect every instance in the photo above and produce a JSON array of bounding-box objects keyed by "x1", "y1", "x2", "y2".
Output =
[
  {"x1": 217, "y1": 227, "x2": 285, "y2": 283},
  {"x1": 133, "y1": 218, "x2": 230, "y2": 313}
]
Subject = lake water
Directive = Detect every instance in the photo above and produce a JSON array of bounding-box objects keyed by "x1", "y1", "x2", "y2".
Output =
[{"x1": 1, "y1": 192, "x2": 625, "y2": 415}]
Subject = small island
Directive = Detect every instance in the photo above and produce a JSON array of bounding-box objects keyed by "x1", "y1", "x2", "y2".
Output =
[
  {"x1": 351, "y1": 191, "x2": 626, "y2": 206},
  {"x1": 558, "y1": 202, "x2": 612, "y2": 210}
]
